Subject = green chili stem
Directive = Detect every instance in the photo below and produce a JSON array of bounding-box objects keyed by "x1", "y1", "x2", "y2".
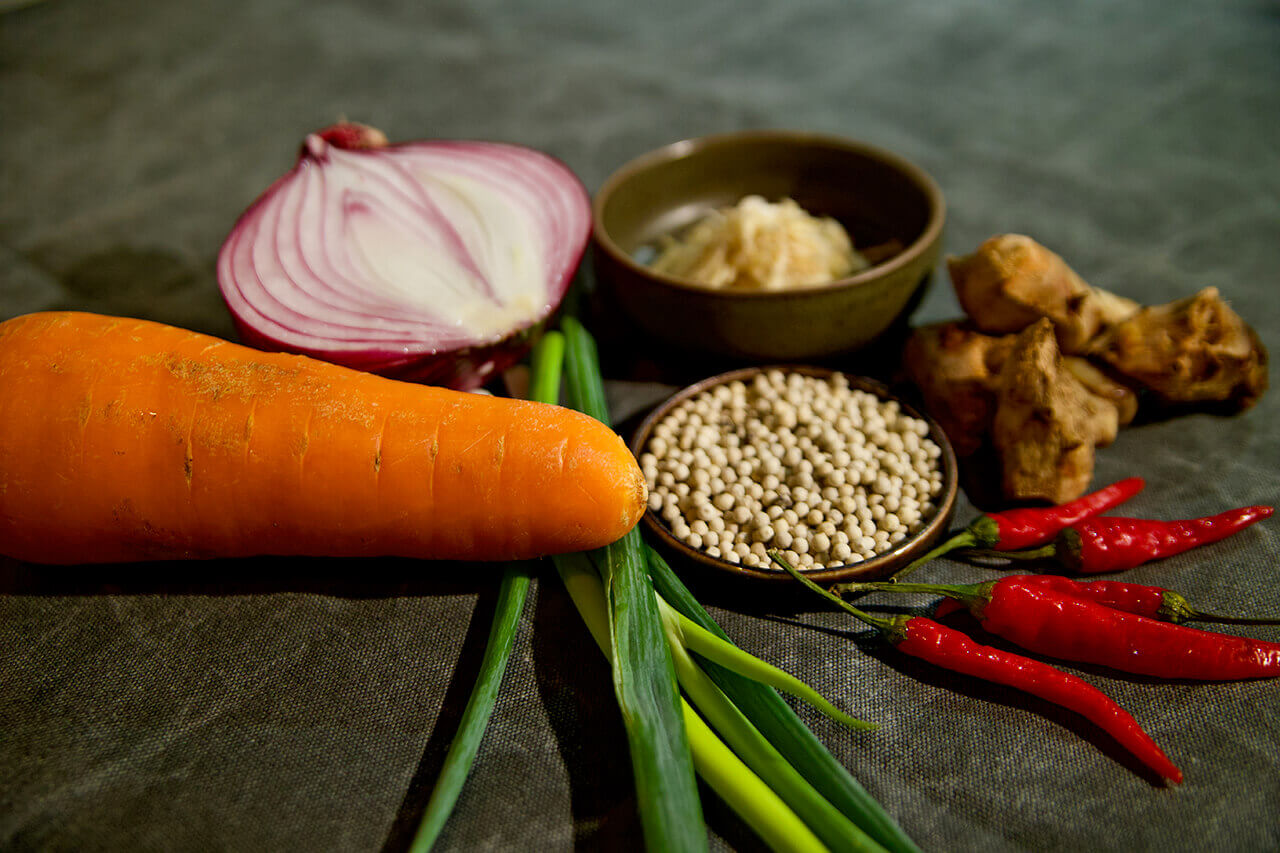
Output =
[
  {"x1": 889, "y1": 530, "x2": 978, "y2": 581},
  {"x1": 860, "y1": 579, "x2": 1280, "y2": 626},
  {"x1": 962, "y1": 545, "x2": 1056, "y2": 562},
  {"x1": 1184, "y1": 612, "x2": 1280, "y2": 626},
  {"x1": 768, "y1": 551, "x2": 895, "y2": 632},
  {"x1": 839, "y1": 580, "x2": 984, "y2": 601},
  {"x1": 408, "y1": 331, "x2": 565, "y2": 852}
]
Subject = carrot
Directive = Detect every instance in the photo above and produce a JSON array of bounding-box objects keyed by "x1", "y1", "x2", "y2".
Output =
[{"x1": 0, "y1": 311, "x2": 647, "y2": 565}]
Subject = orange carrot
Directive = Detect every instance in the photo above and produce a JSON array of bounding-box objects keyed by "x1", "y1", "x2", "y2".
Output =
[{"x1": 0, "y1": 311, "x2": 646, "y2": 565}]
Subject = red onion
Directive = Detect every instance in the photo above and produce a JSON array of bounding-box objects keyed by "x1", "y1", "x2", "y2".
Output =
[{"x1": 217, "y1": 122, "x2": 591, "y2": 389}]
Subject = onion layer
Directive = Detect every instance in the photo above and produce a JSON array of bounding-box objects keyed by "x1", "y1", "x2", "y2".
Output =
[{"x1": 217, "y1": 123, "x2": 591, "y2": 389}]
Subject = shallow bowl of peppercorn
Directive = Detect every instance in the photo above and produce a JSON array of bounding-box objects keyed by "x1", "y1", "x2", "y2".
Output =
[
  {"x1": 592, "y1": 130, "x2": 946, "y2": 362},
  {"x1": 629, "y1": 365, "x2": 959, "y2": 583}
]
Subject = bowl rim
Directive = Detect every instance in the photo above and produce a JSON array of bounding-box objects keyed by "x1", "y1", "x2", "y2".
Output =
[
  {"x1": 628, "y1": 364, "x2": 960, "y2": 583},
  {"x1": 592, "y1": 129, "x2": 947, "y2": 300}
]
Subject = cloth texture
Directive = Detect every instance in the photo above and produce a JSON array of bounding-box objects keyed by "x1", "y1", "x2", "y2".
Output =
[{"x1": 1, "y1": 0, "x2": 1277, "y2": 850}]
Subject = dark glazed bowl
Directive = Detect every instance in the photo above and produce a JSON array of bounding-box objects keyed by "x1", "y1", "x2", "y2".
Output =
[
  {"x1": 593, "y1": 131, "x2": 945, "y2": 361},
  {"x1": 629, "y1": 365, "x2": 960, "y2": 583}
]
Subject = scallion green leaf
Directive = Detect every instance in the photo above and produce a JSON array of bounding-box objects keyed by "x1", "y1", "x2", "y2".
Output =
[
  {"x1": 680, "y1": 702, "x2": 830, "y2": 853},
  {"x1": 647, "y1": 547, "x2": 920, "y2": 853},
  {"x1": 407, "y1": 332, "x2": 565, "y2": 852},
  {"x1": 562, "y1": 316, "x2": 706, "y2": 852},
  {"x1": 660, "y1": 602, "x2": 888, "y2": 853},
  {"x1": 527, "y1": 330, "x2": 568, "y2": 405},
  {"x1": 557, "y1": 551, "x2": 826, "y2": 853},
  {"x1": 408, "y1": 567, "x2": 531, "y2": 853},
  {"x1": 665, "y1": 602, "x2": 875, "y2": 732}
]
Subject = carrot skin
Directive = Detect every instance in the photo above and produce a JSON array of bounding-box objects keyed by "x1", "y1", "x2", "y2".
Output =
[{"x1": 0, "y1": 311, "x2": 646, "y2": 565}]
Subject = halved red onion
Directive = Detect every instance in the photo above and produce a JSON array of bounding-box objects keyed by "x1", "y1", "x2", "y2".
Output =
[{"x1": 217, "y1": 123, "x2": 591, "y2": 389}]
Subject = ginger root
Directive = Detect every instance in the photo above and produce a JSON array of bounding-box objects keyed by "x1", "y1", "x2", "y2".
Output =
[
  {"x1": 901, "y1": 322, "x2": 1014, "y2": 457},
  {"x1": 991, "y1": 320, "x2": 1120, "y2": 504},
  {"x1": 948, "y1": 234, "x2": 1139, "y2": 354},
  {"x1": 1062, "y1": 356, "x2": 1139, "y2": 427},
  {"x1": 1092, "y1": 286, "x2": 1269, "y2": 410},
  {"x1": 903, "y1": 234, "x2": 1268, "y2": 504},
  {"x1": 902, "y1": 321, "x2": 1134, "y2": 464}
]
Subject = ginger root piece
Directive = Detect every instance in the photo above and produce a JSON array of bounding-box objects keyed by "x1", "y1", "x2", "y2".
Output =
[
  {"x1": 1063, "y1": 357, "x2": 1139, "y2": 426},
  {"x1": 948, "y1": 234, "x2": 1139, "y2": 353},
  {"x1": 902, "y1": 321, "x2": 1135, "y2": 458},
  {"x1": 906, "y1": 234, "x2": 1269, "y2": 505},
  {"x1": 1092, "y1": 286, "x2": 1269, "y2": 410},
  {"x1": 902, "y1": 321, "x2": 1015, "y2": 456},
  {"x1": 991, "y1": 319, "x2": 1121, "y2": 504}
]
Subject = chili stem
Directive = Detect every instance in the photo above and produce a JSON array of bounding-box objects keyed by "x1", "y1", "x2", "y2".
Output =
[
  {"x1": 409, "y1": 331, "x2": 565, "y2": 852},
  {"x1": 889, "y1": 531, "x2": 979, "y2": 582},
  {"x1": 767, "y1": 551, "x2": 894, "y2": 632},
  {"x1": 1185, "y1": 613, "x2": 1280, "y2": 626},
  {"x1": 961, "y1": 545, "x2": 1055, "y2": 562},
  {"x1": 836, "y1": 580, "x2": 983, "y2": 606}
]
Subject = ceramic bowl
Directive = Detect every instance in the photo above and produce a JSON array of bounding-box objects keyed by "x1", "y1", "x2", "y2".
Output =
[
  {"x1": 592, "y1": 130, "x2": 945, "y2": 361},
  {"x1": 629, "y1": 365, "x2": 959, "y2": 583}
]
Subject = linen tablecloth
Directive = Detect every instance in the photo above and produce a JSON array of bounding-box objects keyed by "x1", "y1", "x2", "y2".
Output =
[{"x1": 2, "y1": 1, "x2": 1277, "y2": 849}]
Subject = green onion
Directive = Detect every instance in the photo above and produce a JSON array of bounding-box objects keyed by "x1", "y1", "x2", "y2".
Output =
[
  {"x1": 407, "y1": 567, "x2": 530, "y2": 853},
  {"x1": 665, "y1": 602, "x2": 874, "y2": 733},
  {"x1": 555, "y1": 551, "x2": 825, "y2": 853},
  {"x1": 562, "y1": 316, "x2": 706, "y2": 852},
  {"x1": 527, "y1": 329, "x2": 568, "y2": 406},
  {"x1": 659, "y1": 601, "x2": 886, "y2": 853},
  {"x1": 560, "y1": 315, "x2": 612, "y2": 426},
  {"x1": 679, "y1": 703, "x2": 829, "y2": 853},
  {"x1": 647, "y1": 548, "x2": 921, "y2": 853},
  {"x1": 552, "y1": 550, "x2": 613, "y2": 648},
  {"x1": 408, "y1": 332, "x2": 565, "y2": 852}
]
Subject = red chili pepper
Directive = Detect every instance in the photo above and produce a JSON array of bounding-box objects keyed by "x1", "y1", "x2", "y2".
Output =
[
  {"x1": 1052, "y1": 506, "x2": 1273, "y2": 573},
  {"x1": 776, "y1": 554, "x2": 1182, "y2": 784},
  {"x1": 933, "y1": 574, "x2": 1280, "y2": 626},
  {"x1": 892, "y1": 477, "x2": 1145, "y2": 581},
  {"x1": 857, "y1": 576, "x2": 1280, "y2": 681},
  {"x1": 895, "y1": 617, "x2": 1182, "y2": 785}
]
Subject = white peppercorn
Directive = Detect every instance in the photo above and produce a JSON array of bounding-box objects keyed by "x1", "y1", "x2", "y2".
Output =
[{"x1": 640, "y1": 371, "x2": 944, "y2": 570}]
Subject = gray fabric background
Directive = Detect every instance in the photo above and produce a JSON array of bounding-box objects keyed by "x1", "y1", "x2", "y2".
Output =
[{"x1": 2, "y1": 0, "x2": 1278, "y2": 850}]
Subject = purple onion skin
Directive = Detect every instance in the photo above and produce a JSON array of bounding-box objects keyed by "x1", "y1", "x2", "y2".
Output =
[
  {"x1": 231, "y1": 316, "x2": 542, "y2": 391},
  {"x1": 217, "y1": 123, "x2": 590, "y2": 391}
]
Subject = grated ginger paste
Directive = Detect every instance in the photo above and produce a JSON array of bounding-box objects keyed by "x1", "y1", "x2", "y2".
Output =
[{"x1": 649, "y1": 196, "x2": 869, "y2": 290}]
